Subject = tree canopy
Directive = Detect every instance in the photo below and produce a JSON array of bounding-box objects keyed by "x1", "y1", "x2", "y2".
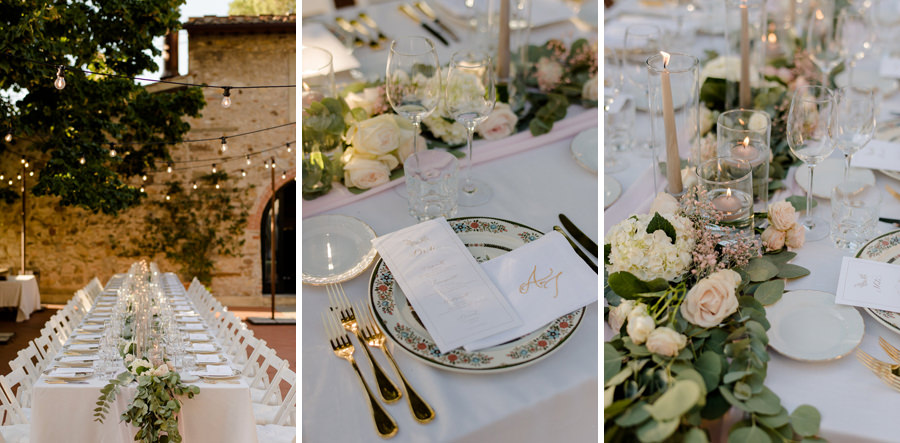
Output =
[
  {"x1": 0, "y1": 0, "x2": 205, "y2": 215},
  {"x1": 229, "y1": 0, "x2": 296, "y2": 15}
]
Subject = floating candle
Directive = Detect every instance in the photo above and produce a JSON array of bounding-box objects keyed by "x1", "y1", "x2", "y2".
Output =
[
  {"x1": 712, "y1": 188, "x2": 743, "y2": 220},
  {"x1": 731, "y1": 136, "x2": 764, "y2": 166}
]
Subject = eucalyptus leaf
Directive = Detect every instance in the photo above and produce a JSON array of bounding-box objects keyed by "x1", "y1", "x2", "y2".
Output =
[
  {"x1": 644, "y1": 379, "x2": 702, "y2": 421},
  {"x1": 695, "y1": 351, "x2": 725, "y2": 392},
  {"x1": 786, "y1": 195, "x2": 817, "y2": 212},
  {"x1": 745, "y1": 387, "x2": 782, "y2": 415},
  {"x1": 754, "y1": 280, "x2": 785, "y2": 306},
  {"x1": 757, "y1": 407, "x2": 790, "y2": 429},
  {"x1": 723, "y1": 370, "x2": 753, "y2": 384},
  {"x1": 607, "y1": 272, "x2": 670, "y2": 299},
  {"x1": 790, "y1": 404, "x2": 822, "y2": 437},
  {"x1": 728, "y1": 425, "x2": 771, "y2": 443},
  {"x1": 765, "y1": 250, "x2": 797, "y2": 264},
  {"x1": 683, "y1": 427, "x2": 710, "y2": 443},
  {"x1": 741, "y1": 258, "x2": 780, "y2": 282},
  {"x1": 606, "y1": 366, "x2": 633, "y2": 388},
  {"x1": 604, "y1": 343, "x2": 623, "y2": 383},
  {"x1": 636, "y1": 418, "x2": 680, "y2": 443},
  {"x1": 614, "y1": 401, "x2": 652, "y2": 427},
  {"x1": 776, "y1": 264, "x2": 810, "y2": 279}
]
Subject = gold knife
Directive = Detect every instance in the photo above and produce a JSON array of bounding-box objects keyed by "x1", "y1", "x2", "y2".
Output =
[
  {"x1": 398, "y1": 4, "x2": 450, "y2": 46},
  {"x1": 335, "y1": 17, "x2": 365, "y2": 48},
  {"x1": 358, "y1": 13, "x2": 388, "y2": 43},
  {"x1": 554, "y1": 226, "x2": 598, "y2": 273},
  {"x1": 349, "y1": 19, "x2": 381, "y2": 50},
  {"x1": 414, "y1": 2, "x2": 460, "y2": 42}
]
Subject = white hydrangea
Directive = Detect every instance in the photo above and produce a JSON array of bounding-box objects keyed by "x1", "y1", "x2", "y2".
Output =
[
  {"x1": 422, "y1": 72, "x2": 484, "y2": 145},
  {"x1": 423, "y1": 113, "x2": 468, "y2": 145},
  {"x1": 605, "y1": 213, "x2": 695, "y2": 282}
]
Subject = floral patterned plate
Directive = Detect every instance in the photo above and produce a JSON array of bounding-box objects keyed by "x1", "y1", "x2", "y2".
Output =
[
  {"x1": 856, "y1": 230, "x2": 900, "y2": 334},
  {"x1": 368, "y1": 217, "x2": 585, "y2": 373}
]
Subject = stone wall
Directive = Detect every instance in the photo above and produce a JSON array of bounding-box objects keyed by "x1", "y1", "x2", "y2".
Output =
[{"x1": 0, "y1": 20, "x2": 296, "y2": 303}]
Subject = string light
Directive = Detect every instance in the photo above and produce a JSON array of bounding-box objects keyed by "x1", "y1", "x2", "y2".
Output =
[
  {"x1": 221, "y1": 87, "x2": 232, "y2": 108},
  {"x1": 281, "y1": 171, "x2": 286, "y2": 180},
  {"x1": 16, "y1": 174, "x2": 21, "y2": 180},
  {"x1": 20, "y1": 157, "x2": 25, "y2": 164},
  {"x1": 79, "y1": 157, "x2": 85, "y2": 165},
  {"x1": 23, "y1": 161, "x2": 29, "y2": 169},
  {"x1": 241, "y1": 169, "x2": 246, "y2": 177},
  {"x1": 29, "y1": 171, "x2": 33, "y2": 177},
  {"x1": 245, "y1": 155, "x2": 251, "y2": 165},
  {"x1": 211, "y1": 164, "x2": 217, "y2": 173},
  {"x1": 140, "y1": 186, "x2": 144, "y2": 193},
  {"x1": 264, "y1": 160, "x2": 269, "y2": 169},
  {"x1": 220, "y1": 137, "x2": 227, "y2": 153},
  {"x1": 192, "y1": 182, "x2": 198, "y2": 190},
  {"x1": 285, "y1": 142, "x2": 291, "y2": 153},
  {"x1": 0, "y1": 174, "x2": 4, "y2": 180},
  {"x1": 54, "y1": 65, "x2": 66, "y2": 90},
  {"x1": 142, "y1": 175, "x2": 147, "y2": 181},
  {"x1": 4, "y1": 132, "x2": 11, "y2": 143},
  {"x1": 7, "y1": 180, "x2": 11, "y2": 186},
  {"x1": 167, "y1": 163, "x2": 173, "y2": 173},
  {"x1": 165, "y1": 194, "x2": 170, "y2": 201},
  {"x1": 109, "y1": 143, "x2": 116, "y2": 157},
  {"x1": 215, "y1": 183, "x2": 220, "y2": 190}
]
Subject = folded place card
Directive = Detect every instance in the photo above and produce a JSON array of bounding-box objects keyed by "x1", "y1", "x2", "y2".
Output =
[
  {"x1": 373, "y1": 218, "x2": 522, "y2": 354},
  {"x1": 850, "y1": 139, "x2": 900, "y2": 172},
  {"x1": 464, "y1": 231, "x2": 598, "y2": 351},
  {"x1": 835, "y1": 257, "x2": 900, "y2": 311}
]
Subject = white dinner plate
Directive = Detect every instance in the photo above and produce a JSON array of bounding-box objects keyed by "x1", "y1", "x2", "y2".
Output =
[
  {"x1": 368, "y1": 217, "x2": 585, "y2": 373},
  {"x1": 302, "y1": 215, "x2": 377, "y2": 285},
  {"x1": 855, "y1": 230, "x2": 900, "y2": 334},
  {"x1": 794, "y1": 158, "x2": 876, "y2": 199},
  {"x1": 605, "y1": 175, "x2": 622, "y2": 209},
  {"x1": 874, "y1": 124, "x2": 900, "y2": 182},
  {"x1": 571, "y1": 128, "x2": 598, "y2": 174},
  {"x1": 765, "y1": 290, "x2": 864, "y2": 362}
]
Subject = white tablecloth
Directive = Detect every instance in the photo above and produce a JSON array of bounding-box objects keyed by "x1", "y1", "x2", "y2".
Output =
[
  {"x1": 604, "y1": 3, "x2": 900, "y2": 440},
  {"x1": 30, "y1": 274, "x2": 259, "y2": 443},
  {"x1": 0, "y1": 275, "x2": 41, "y2": 322},
  {"x1": 301, "y1": 125, "x2": 599, "y2": 442}
]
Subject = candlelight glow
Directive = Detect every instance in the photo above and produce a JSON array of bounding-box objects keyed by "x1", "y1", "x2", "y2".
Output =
[
  {"x1": 743, "y1": 137, "x2": 750, "y2": 147},
  {"x1": 815, "y1": 9, "x2": 824, "y2": 20},
  {"x1": 661, "y1": 51, "x2": 671, "y2": 68},
  {"x1": 726, "y1": 188, "x2": 733, "y2": 197},
  {"x1": 768, "y1": 33, "x2": 777, "y2": 44}
]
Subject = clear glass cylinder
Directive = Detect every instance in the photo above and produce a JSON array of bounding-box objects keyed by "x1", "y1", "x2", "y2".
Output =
[
  {"x1": 723, "y1": 0, "x2": 768, "y2": 109},
  {"x1": 301, "y1": 46, "x2": 335, "y2": 110},
  {"x1": 716, "y1": 109, "x2": 771, "y2": 211},
  {"x1": 697, "y1": 157, "x2": 755, "y2": 237},
  {"x1": 646, "y1": 52, "x2": 701, "y2": 194},
  {"x1": 471, "y1": 0, "x2": 531, "y2": 111}
]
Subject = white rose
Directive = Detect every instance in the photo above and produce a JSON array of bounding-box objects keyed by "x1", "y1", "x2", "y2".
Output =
[
  {"x1": 645, "y1": 326, "x2": 688, "y2": 357},
  {"x1": 344, "y1": 86, "x2": 384, "y2": 117},
  {"x1": 536, "y1": 57, "x2": 564, "y2": 91},
  {"x1": 477, "y1": 103, "x2": 518, "y2": 141},
  {"x1": 767, "y1": 201, "x2": 798, "y2": 231},
  {"x1": 785, "y1": 222, "x2": 805, "y2": 249},
  {"x1": 152, "y1": 364, "x2": 170, "y2": 377},
  {"x1": 749, "y1": 113, "x2": 770, "y2": 132},
  {"x1": 343, "y1": 158, "x2": 391, "y2": 189},
  {"x1": 649, "y1": 192, "x2": 680, "y2": 215},
  {"x1": 626, "y1": 309, "x2": 656, "y2": 345},
  {"x1": 761, "y1": 226, "x2": 785, "y2": 251},
  {"x1": 680, "y1": 269, "x2": 741, "y2": 327},
  {"x1": 396, "y1": 134, "x2": 426, "y2": 164},
  {"x1": 608, "y1": 300, "x2": 636, "y2": 332},
  {"x1": 349, "y1": 114, "x2": 402, "y2": 156},
  {"x1": 376, "y1": 154, "x2": 399, "y2": 171},
  {"x1": 582, "y1": 75, "x2": 599, "y2": 101}
]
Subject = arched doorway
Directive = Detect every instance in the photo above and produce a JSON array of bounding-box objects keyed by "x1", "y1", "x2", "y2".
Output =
[{"x1": 261, "y1": 180, "x2": 296, "y2": 293}]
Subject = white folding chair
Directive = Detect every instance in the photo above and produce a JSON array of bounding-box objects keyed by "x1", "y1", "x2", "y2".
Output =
[
  {"x1": 8, "y1": 343, "x2": 42, "y2": 403},
  {"x1": 0, "y1": 371, "x2": 29, "y2": 442},
  {"x1": 254, "y1": 377, "x2": 296, "y2": 443},
  {"x1": 36, "y1": 327, "x2": 62, "y2": 360},
  {"x1": 223, "y1": 328, "x2": 255, "y2": 366},
  {"x1": 0, "y1": 369, "x2": 31, "y2": 424},
  {"x1": 73, "y1": 289, "x2": 93, "y2": 312},
  {"x1": 252, "y1": 368, "x2": 295, "y2": 425},
  {"x1": 245, "y1": 347, "x2": 288, "y2": 406}
]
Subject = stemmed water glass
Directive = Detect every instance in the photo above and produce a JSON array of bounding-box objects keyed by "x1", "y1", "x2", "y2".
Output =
[
  {"x1": 786, "y1": 85, "x2": 835, "y2": 241},
  {"x1": 385, "y1": 36, "x2": 442, "y2": 161},
  {"x1": 838, "y1": 6, "x2": 876, "y2": 86},
  {"x1": 830, "y1": 87, "x2": 876, "y2": 180},
  {"x1": 806, "y1": 3, "x2": 845, "y2": 87},
  {"x1": 445, "y1": 51, "x2": 496, "y2": 206}
]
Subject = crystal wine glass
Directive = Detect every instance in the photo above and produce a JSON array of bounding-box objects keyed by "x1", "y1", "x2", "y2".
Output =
[
  {"x1": 838, "y1": 6, "x2": 876, "y2": 86},
  {"x1": 386, "y1": 36, "x2": 442, "y2": 160},
  {"x1": 786, "y1": 85, "x2": 835, "y2": 241},
  {"x1": 806, "y1": 3, "x2": 846, "y2": 87},
  {"x1": 445, "y1": 51, "x2": 496, "y2": 206},
  {"x1": 830, "y1": 87, "x2": 876, "y2": 180},
  {"x1": 604, "y1": 49, "x2": 632, "y2": 173}
]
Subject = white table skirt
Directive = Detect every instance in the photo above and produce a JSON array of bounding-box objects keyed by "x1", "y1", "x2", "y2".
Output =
[
  {"x1": 301, "y1": 125, "x2": 600, "y2": 442},
  {"x1": 29, "y1": 275, "x2": 259, "y2": 443},
  {"x1": 0, "y1": 275, "x2": 41, "y2": 322}
]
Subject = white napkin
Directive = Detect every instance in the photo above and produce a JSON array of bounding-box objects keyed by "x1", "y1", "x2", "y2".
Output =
[
  {"x1": 68, "y1": 344, "x2": 99, "y2": 351},
  {"x1": 192, "y1": 365, "x2": 232, "y2": 377},
  {"x1": 301, "y1": 22, "x2": 361, "y2": 73},
  {"x1": 464, "y1": 231, "x2": 598, "y2": 351},
  {"x1": 178, "y1": 317, "x2": 202, "y2": 323},
  {"x1": 80, "y1": 324, "x2": 104, "y2": 332},
  {"x1": 48, "y1": 367, "x2": 92, "y2": 377},
  {"x1": 189, "y1": 333, "x2": 211, "y2": 342},
  {"x1": 190, "y1": 343, "x2": 216, "y2": 353},
  {"x1": 58, "y1": 355, "x2": 98, "y2": 363},
  {"x1": 196, "y1": 354, "x2": 220, "y2": 364},
  {"x1": 373, "y1": 218, "x2": 522, "y2": 354},
  {"x1": 180, "y1": 323, "x2": 204, "y2": 331},
  {"x1": 72, "y1": 333, "x2": 101, "y2": 341}
]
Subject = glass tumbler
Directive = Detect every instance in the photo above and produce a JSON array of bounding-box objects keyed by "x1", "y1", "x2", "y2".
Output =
[
  {"x1": 404, "y1": 150, "x2": 459, "y2": 222},
  {"x1": 831, "y1": 181, "x2": 881, "y2": 250}
]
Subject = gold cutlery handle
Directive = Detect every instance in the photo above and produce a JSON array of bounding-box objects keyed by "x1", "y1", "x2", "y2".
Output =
[
  {"x1": 350, "y1": 358, "x2": 399, "y2": 438},
  {"x1": 356, "y1": 331, "x2": 402, "y2": 403},
  {"x1": 382, "y1": 344, "x2": 435, "y2": 423}
]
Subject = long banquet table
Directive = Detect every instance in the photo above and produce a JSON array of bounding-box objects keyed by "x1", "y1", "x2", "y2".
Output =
[
  {"x1": 605, "y1": 3, "x2": 900, "y2": 441},
  {"x1": 30, "y1": 273, "x2": 259, "y2": 443}
]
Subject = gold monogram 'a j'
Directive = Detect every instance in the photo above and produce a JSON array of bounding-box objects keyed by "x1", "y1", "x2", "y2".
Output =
[{"x1": 519, "y1": 265, "x2": 563, "y2": 298}]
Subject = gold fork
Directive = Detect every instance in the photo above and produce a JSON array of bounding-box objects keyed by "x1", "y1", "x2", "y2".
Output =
[
  {"x1": 328, "y1": 283, "x2": 401, "y2": 403},
  {"x1": 878, "y1": 337, "x2": 900, "y2": 363},
  {"x1": 324, "y1": 312, "x2": 399, "y2": 439},
  {"x1": 856, "y1": 349, "x2": 900, "y2": 376},
  {"x1": 356, "y1": 301, "x2": 436, "y2": 423}
]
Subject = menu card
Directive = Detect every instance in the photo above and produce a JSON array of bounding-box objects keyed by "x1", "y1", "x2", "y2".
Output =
[
  {"x1": 464, "y1": 231, "x2": 598, "y2": 351},
  {"x1": 373, "y1": 218, "x2": 522, "y2": 354},
  {"x1": 850, "y1": 139, "x2": 900, "y2": 172},
  {"x1": 836, "y1": 257, "x2": 900, "y2": 311}
]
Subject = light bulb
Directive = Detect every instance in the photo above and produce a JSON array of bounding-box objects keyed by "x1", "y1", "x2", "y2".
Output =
[
  {"x1": 0, "y1": 174, "x2": 4, "y2": 180},
  {"x1": 140, "y1": 187, "x2": 144, "y2": 193},
  {"x1": 220, "y1": 137, "x2": 227, "y2": 152},
  {"x1": 29, "y1": 171, "x2": 33, "y2": 177},
  {"x1": 281, "y1": 171, "x2": 286, "y2": 180},
  {"x1": 7, "y1": 180, "x2": 11, "y2": 186},
  {"x1": 221, "y1": 87, "x2": 232, "y2": 108},
  {"x1": 192, "y1": 182, "x2": 198, "y2": 189},
  {"x1": 212, "y1": 164, "x2": 217, "y2": 173},
  {"x1": 241, "y1": 169, "x2": 246, "y2": 177},
  {"x1": 16, "y1": 174, "x2": 21, "y2": 180},
  {"x1": 110, "y1": 148, "x2": 116, "y2": 157},
  {"x1": 79, "y1": 157, "x2": 85, "y2": 164},
  {"x1": 264, "y1": 161, "x2": 269, "y2": 169},
  {"x1": 4, "y1": 133, "x2": 11, "y2": 143},
  {"x1": 142, "y1": 175, "x2": 147, "y2": 181},
  {"x1": 165, "y1": 195, "x2": 170, "y2": 201},
  {"x1": 215, "y1": 183, "x2": 220, "y2": 189},
  {"x1": 246, "y1": 155, "x2": 251, "y2": 165},
  {"x1": 286, "y1": 143, "x2": 291, "y2": 153},
  {"x1": 20, "y1": 157, "x2": 25, "y2": 164},
  {"x1": 23, "y1": 162, "x2": 28, "y2": 168},
  {"x1": 54, "y1": 66, "x2": 66, "y2": 90},
  {"x1": 167, "y1": 163, "x2": 173, "y2": 173}
]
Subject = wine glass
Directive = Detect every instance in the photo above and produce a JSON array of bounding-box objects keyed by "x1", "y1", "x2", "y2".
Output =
[
  {"x1": 604, "y1": 49, "x2": 633, "y2": 173},
  {"x1": 838, "y1": 6, "x2": 876, "y2": 85},
  {"x1": 386, "y1": 36, "x2": 442, "y2": 160},
  {"x1": 786, "y1": 85, "x2": 835, "y2": 241},
  {"x1": 622, "y1": 24, "x2": 660, "y2": 158},
  {"x1": 830, "y1": 87, "x2": 876, "y2": 180},
  {"x1": 445, "y1": 51, "x2": 496, "y2": 206},
  {"x1": 806, "y1": 3, "x2": 845, "y2": 87}
]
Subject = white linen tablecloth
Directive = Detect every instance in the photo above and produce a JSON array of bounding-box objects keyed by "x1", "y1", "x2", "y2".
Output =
[
  {"x1": 301, "y1": 123, "x2": 600, "y2": 442},
  {"x1": 29, "y1": 275, "x2": 259, "y2": 443},
  {"x1": 0, "y1": 275, "x2": 41, "y2": 322},
  {"x1": 604, "y1": 4, "x2": 900, "y2": 440}
]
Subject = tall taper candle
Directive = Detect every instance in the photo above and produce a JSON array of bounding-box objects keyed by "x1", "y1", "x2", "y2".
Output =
[
  {"x1": 498, "y1": 0, "x2": 510, "y2": 79},
  {"x1": 660, "y1": 51, "x2": 683, "y2": 194},
  {"x1": 740, "y1": 2, "x2": 751, "y2": 108}
]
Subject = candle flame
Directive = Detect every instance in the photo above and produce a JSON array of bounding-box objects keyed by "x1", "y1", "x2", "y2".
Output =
[
  {"x1": 660, "y1": 51, "x2": 670, "y2": 69},
  {"x1": 815, "y1": 9, "x2": 824, "y2": 20},
  {"x1": 738, "y1": 118, "x2": 745, "y2": 125},
  {"x1": 743, "y1": 137, "x2": 750, "y2": 147},
  {"x1": 726, "y1": 188, "x2": 733, "y2": 197},
  {"x1": 768, "y1": 33, "x2": 777, "y2": 44}
]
